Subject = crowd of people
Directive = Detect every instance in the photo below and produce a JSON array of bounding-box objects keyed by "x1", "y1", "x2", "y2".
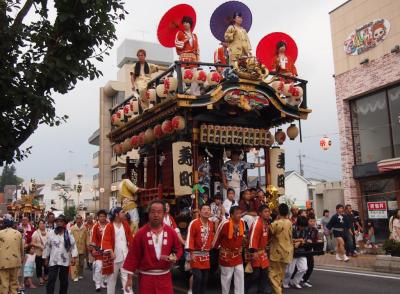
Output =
[{"x1": 1, "y1": 195, "x2": 400, "y2": 294}]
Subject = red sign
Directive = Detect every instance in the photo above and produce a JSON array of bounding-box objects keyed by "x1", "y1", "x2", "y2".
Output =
[{"x1": 367, "y1": 201, "x2": 387, "y2": 211}]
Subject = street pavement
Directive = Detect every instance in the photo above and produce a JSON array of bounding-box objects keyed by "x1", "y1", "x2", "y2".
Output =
[{"x1": 25, "y1": 266, "x2": 400, "y2": 294}]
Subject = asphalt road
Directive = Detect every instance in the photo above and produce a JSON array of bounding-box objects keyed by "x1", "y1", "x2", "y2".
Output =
[{"x1": 26, "y1": 267, "x2": 400, "y2": 294}]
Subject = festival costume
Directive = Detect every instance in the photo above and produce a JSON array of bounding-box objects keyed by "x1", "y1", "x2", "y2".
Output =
[
  {"x1": 222, "y1": 160, "x2": 255, "y2": 202},
  {"x1": 118, "y1": 179, "x2": 140, "y2": 228},
  {"x1": 123, "y1": 224, "x2": 183, "y2": 294},
  {"x1": 101, "y1": 221, "x2": 134, "y2": 294},
  {"x1": 70, "y1": 224, "x2": 89, "y2": 280},
  {"x1": 214, "y1": 45, "x2": 229, "y2": 72},
  {"x1": 186, "y1": 218, "x2": 215, "y2": 294},
  {"x1": 175, "y1": 30, "x2": 200, "y2": 66},
  {"x1": 163, "y1": 213, "x2": 180, "y2": 235},
  {"x1": 213, "y1": 219, "x2": 245, "y2": 294},
  {"x1": 91, "y1": 222, "x2": 108, "y2": 289},
  {"x1": 271, "y1": 53, "x2": 297, "y2": 77},
  {"x1": 224, "y1": 25, "x2": 251, "y2": 65}
]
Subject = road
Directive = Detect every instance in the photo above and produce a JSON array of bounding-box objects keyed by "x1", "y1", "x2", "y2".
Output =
[{"x1": 26, "y1": 267, "x2": 400, "y2": 294}]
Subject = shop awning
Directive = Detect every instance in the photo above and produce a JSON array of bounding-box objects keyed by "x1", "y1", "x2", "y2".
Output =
[{"x1": 377, "y1": 157, "x2": 400, "y2": 173}]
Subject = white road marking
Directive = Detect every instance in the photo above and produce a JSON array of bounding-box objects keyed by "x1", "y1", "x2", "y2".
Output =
[{"x1": 315, "y1": 268, "x2": 400, "y2": 280}]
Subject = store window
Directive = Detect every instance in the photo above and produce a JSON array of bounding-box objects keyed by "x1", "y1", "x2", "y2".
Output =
[
  {"x1": 361, "y1": 177, "x2": 398, "y2": 241},
  {"x1": 351, "y1": 91, "x2": 392, "y2": 164},
  {"x1": 388, "y1": 85, "x2": 400, "y2": 157}
]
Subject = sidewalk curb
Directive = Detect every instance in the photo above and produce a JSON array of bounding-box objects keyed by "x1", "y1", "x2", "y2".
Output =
[{"x1": 315, "y1": 265, "x2": 395, "y2": 276}]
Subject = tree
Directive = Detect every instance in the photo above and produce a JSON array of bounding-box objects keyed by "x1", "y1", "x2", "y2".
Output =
[
  {"x1": 54, "y1": 172, "x2": 65, "y2": 181},
  {"x1": 0, "y1": 0, "x2": 128, "y2": 165},
  {"x1": 64, "y1": 205, "x2": 77, "y2": 222},
  {"x1": 0, "y1": 165, "x2": 24, "y2": 192}
]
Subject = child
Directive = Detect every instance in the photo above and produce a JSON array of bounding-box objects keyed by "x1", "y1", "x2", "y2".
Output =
[
  {"x1": 209, "y1": 193, "x2": 225, "y2": 230},
  {"x1": 365, "y1": 221, "x2": 377, "y2": 252},
  {"x1": 24, "y1": 245, "x2": 37, "y2": 288}
]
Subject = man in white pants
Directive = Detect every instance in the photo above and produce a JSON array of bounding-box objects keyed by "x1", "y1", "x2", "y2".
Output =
[
  {"x1": 213, "y1": 206, "x2": 245, "y2": 294},
  {"x1": 90, "y1": 209, "x2": 108, "y2": 291},
  {"x1": 101, "y1": 207, "x2": 134, "y2": 294},
  {"x1": 283, "y1": 216, "x2": 308, "y2": 289}
]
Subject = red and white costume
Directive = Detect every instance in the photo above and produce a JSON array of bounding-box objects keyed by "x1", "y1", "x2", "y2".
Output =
[
  {"x1": 91, "y1": 221, "x2": 108, "y2": 288},
  {"x1": 123, "y1": 224, "x2": 183, "y2": 294},
  {"x1": 248, "y1": 217, "x2": 269, "y2": 269},
  {"x1": 175, "y1": 30, "x2": 199, "y2": 66},
  {"x1": 271, "y1": 54, "x2": 298, "y2": 77},
  {"x1": 163, "y1": 213, "x2": 179, "y2": 234},
  {"x1": 101, "y1": 221, "x2": 134, "y2": 294},
  {"x1": 185, "y1": 218, "x2": 215, "y2": 269},
  {"x1": 214, "y1": 45, "x2": 229, "y2": 72},
  {"x1": 213, "y1": 219, "x2": 245, "y2": 294}
]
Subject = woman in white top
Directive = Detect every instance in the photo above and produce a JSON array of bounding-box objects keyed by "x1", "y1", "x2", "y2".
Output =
[
  {"x1": 31, "y1": 219, "x2": 48, "y2": 285},
  {"x1": 390, "y1": 209, "x2": 400, "y2": 242}
]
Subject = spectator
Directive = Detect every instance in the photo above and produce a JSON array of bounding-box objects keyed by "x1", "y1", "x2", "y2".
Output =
[
  {"x1": 223, "y1": 188, "x2": 238, "y2": 219},
  {"x1": 31, "y1": 219, "x2": 49, "y2": 285},
  {"x1": 46, "y1": 212, "x2": 55, "y2": 232},
  {"x1": 290, "y1": 205, "x2": 299, "y2": 224},
  {"x1": 21, "y1": 216, "x2": 35, "y2": 245},
  {"x1": 85, "y1": 215, "x2": 95, "y2": 270},
  {"x1": 23, "y1": 244, "x2": 37, "y2": 288},
  {"x1": 70, "y1": 215, "x2": 89, "y2": 282},
  {"x1": 365, "y1": 220, "x2": 377, "y2": 249},
  {"x1": 43, "y1": 214, "x2": 78, "y2": 294},
  {"x1": 344, "y1": 205, "x2": 357, "y2": 257},
  {"x1": 326, "y1": 204, "x2": 349, "y2": 262},
  {"x1": 209, "y1": 193, "x2": 225, "y2": 230},
  {"x1": 321, "y1": 210, "x2": 334, "y2": 254},
  {"x1": 0, "y1": 214, "x2": 24, "y2": 294},
  {"x1": 283, "y1": 216, "x2": 308, "y2": 289},
  {"x1": 239, "y1": 189, "x2": 258, "y2": 230},
  {"x1": 389, "y1": 209, "x2": 400, "y2": 242}
]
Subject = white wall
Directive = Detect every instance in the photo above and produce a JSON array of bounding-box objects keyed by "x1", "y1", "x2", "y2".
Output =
[{"x1": 285, "y1": 173, "x2": 310, "y2": 208}]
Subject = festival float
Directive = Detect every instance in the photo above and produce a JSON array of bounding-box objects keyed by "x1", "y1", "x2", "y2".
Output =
[{"x1": 108, "y1": 1, "x2": 311, "y2": 229}]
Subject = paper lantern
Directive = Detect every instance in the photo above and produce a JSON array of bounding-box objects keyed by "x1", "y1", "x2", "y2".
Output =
[
  {"x1": 171, "y1": 115, "x2": 185, "y2": 131},
  {"x1": 194, "y1": 68, "x2": 207, "y2": 84},
  {"x1": 164, "y1": 77, "x2": 178, "y2": 93},
  {"x1": 182, "y1": 68, "x2": 194, "y2": 84},
  {"x1": 287, "y1": 124, "x2": 299, "y2": 140},
  {"x1": 138, "y1": 132, "x2": 146, "y2": 146},
  {"x1": 145, "y1": 88, "x2": 157, "y2": 103},
  {"x1": 207, "y1": 70, "x2": 222, "y2": 86},
  {"x1": 111, "y1": 114, "x2": 119, "y2": 126},
  {"x1": 320, "y1": 136, "x2": 332, "y2": 150},
  {"x1": 113, "y1": 144, "x2": 122, "y2": 155},
  {"x1": 144, "y1": 128, "x2": 156, "y2": 144},
  {"x1": 270, "y1": 81, "x2": 285, "y2": 94},
  {"x1": 130, "y1": 135, "x2": 140, "y2": 149},
  {"x1": 156, "y1": 83, "x2": 167, "y2": 98},
  {"x1": 123, "y1": 104, "x2": 133, "y2": 117},
  {"x1": 129, "y1": 99, "x2": 139, "y2": 115},
  {"x1": 154, "y1": 124, "x2": 163, "y2": 139},
  {"x1": 122, "y1": 139, "x2": 131, "y2": 153},
  {"x1": 117, "y1": 108, "x2": 125, "y2": 123},
  {"x1": 161, "y1": 120, "x2": 173, "y2": 134},
  {"x1": 286, "y1": 85, "x2": 303, "y2": 107},
  {"x1": 274, "y1": 129, "x2": 286, "y2": 145}
]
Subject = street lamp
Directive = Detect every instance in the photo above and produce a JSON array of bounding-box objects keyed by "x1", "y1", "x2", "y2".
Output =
[{"x1": 76, "y1": 174, "x2": 83, "y2": 211}]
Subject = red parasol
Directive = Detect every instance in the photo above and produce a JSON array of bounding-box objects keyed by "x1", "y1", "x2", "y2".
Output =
[
  {"x1": 157, "y1": 4, "x2": 197, "y2": 48},
  {"x1": 256, "y1": 32, "x2": 298, "y2": 71}
]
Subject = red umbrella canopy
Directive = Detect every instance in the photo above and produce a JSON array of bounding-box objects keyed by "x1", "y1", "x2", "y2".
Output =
[
  {"x1": 157, "y1": 4, "x2": 197, "y2": 48},
  {"x1": 256, "y1": 32, "x2": 298, "y2": 71}
]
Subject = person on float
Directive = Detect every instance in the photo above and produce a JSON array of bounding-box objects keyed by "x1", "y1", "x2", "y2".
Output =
[
  {"x1": 214, "y1": 41, "x2": 229, "y2": 72},
  {"x1": 271, "y1": 41, "x2": 298, "y2": 77},
  {"x1": 224, "y1": 12, "x2": 252, "y2": 65},
  {"x1": 90, "y1": 209, "x2": 108, "y2": 292},
  {"x1": 247, "y1": 204, "x2": 272, "y2": 294},
  {"x1": 212, "y1": 206, "x2": 246, "y2": 294},
  {"x1": 222, "y1": 150, "x2": 264, "y2": 203},
  {"x1": 123, "y1": 200, "x2": 183, "y2": 294},
  {"x1": 239, "y1": 189, "x2": 258, "y2": 231},
  {"x1": 70, "y1": 215, "x2": 89, "y2": 282},
  {"x1": 185, "y1": 204, "x2": 215, "y2": 294},
  {"x1": 175, "y1": 16, "x2": 201, "y2": 95},
  {"x1": 130, "y1": 49, "x2": 159, "y2": 109},
  {"x1": 163, "y1": 202, "x2": 186, "y2": 245},
  {"x1": 101, "y1": 207, "x2": 134, "y2": 294},
  {"x1": 118, "y1": 173, "x2": 145, "y2": 235}
]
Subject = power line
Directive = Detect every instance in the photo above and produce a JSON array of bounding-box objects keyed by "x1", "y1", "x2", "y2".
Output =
[{"x1": 304, "y1": 156, "x2": 341, "y2": 166}]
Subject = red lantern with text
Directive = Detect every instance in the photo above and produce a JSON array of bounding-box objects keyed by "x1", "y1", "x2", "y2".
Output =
[
  {"x1": 138, "y1": 132, "x2": 146, "y2": 146},
  {"x1": 130, "y1": 135, "x2": 140, "y2": 149},
  {"x1": 164, "y1": 77, "x2": 178, "y2": 93},
  {"x1": 161, "y1": 120, "x2": 174, "y2": 134},
  {"x1": 113, "y1": 144, "x2": 122, "y2": 155},
  {"x1": 156, "y1": 83, "x2": 167, "y2": 98},
  {"x1": 287, "y1": 124, "x2": 299, "y2": 140},
  {"x1": 207, "y1": 70, "x2": 222, "y2": 86},
  {"x1": 320, "y1": 136, "x2": 332, "y2": 150},
  {"x1": 194, "y1": 68, "x2": 207, "y2": 84},
  {"x1": 171, "y1": 115, "x2": 185, "y2": 131},
  {"x1": 270, "y1": 81, "x2": 285, "y2": 94},
  {"x1": 182, "y1": 68, "x2": 194, "y2": 84},
  {"x1": 275, "y1": 129, "x2": 286, "y2": 145},
  {"x1": 111, "y1": 114, "x2": 119, "y2": 126},
  {"x1": 145, "y1": 88, "x2": 157, "y2": 103},
  {"x1": 154, "y1": 124, "x2": 163, "y2": 139}
]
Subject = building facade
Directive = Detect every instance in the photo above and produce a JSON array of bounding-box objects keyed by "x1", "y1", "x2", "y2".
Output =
[
  {"x1": 89, "y1": 39, "x2": 173, "y2": 210},
  {"x1": 330, "y1": 0, "x2": 400, "y2": 239}
]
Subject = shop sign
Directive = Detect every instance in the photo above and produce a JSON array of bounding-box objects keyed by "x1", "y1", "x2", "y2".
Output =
[
  {"x1": 344, "y1": 19, "x2": 390, "y2": 56},
  {"x1": 172, "y1": 141, "x2": 193, "y2": 196},
  {"x1": 367, "y1": 201, "x2": 388, "y2": 219},
  {"x1": 387, "y1": 200, "x2": 398, "y2": 211}
]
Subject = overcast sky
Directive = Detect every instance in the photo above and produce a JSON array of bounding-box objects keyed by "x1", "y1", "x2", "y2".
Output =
[{"x1": 10, "y1": 0, "x2": 347, "y2": 182}]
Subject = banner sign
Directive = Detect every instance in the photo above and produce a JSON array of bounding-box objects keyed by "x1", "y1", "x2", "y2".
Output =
[
  {"x1": 367, "y1": 201, "x2": 388, "y2": 219},
  {"x1": 344, "y1": 19, "x2": 390, "y2": 56},
  {"x1": 172, "y1": 141, "x2": 193, "y2": 196}
]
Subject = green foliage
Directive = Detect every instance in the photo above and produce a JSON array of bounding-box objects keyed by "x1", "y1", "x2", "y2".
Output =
[
  {"x1": 54, "y1": 172, "x2": 65, "y2": 181},
  {"x1": 0, "y1": 165, "x2": 24, "y2": 192},
  {"x1": 64, "y1": 204, "x2": 77, "y2": 222},
  {"x1": 383, "y1": 239, "x2": 400, "y2": 257},
  {"x1": 0, "y1": 0, "x2": 128, "y2": 164}
]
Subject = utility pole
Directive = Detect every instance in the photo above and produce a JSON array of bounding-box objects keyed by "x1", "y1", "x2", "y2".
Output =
[{"x1": 297, "y1": 150, "x2": 305, "y2": 176}]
